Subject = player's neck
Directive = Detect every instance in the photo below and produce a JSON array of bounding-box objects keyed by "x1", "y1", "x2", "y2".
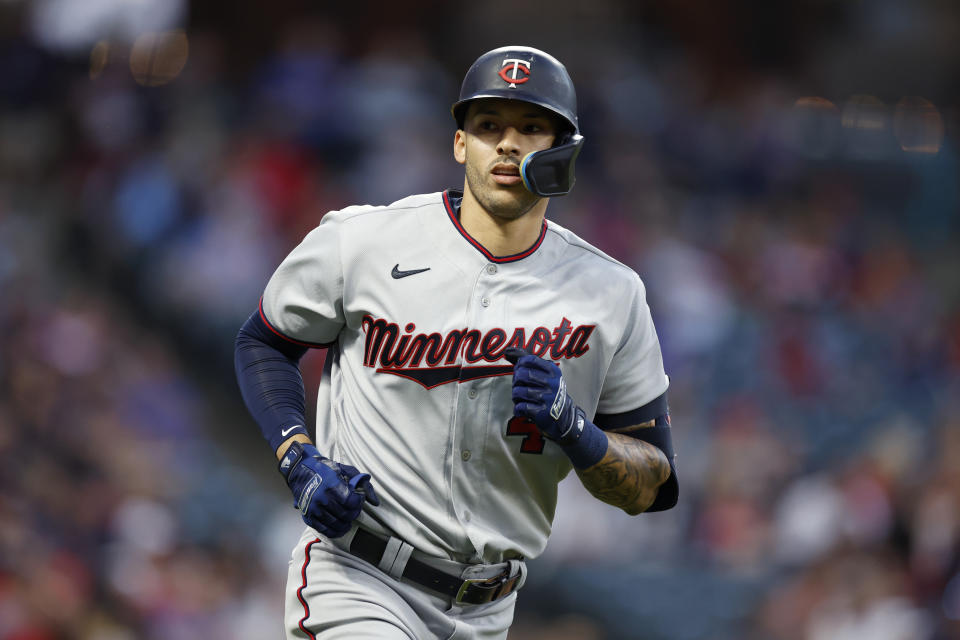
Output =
[{"x1": 458, "y1": 188, "x2": 548, "y2": 258}]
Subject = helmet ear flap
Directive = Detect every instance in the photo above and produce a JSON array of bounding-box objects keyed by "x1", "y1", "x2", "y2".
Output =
[{"x1": 520, "y1": 134, "x2": 584, "y2": 197}]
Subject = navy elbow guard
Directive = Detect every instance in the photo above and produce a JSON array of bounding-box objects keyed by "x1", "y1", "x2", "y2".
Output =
[{"x1": 596, "y1": 393, "x2": 678, "y2": 512}]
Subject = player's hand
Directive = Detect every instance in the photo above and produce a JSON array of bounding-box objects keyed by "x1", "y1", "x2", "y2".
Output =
[
  {"x1": 505, "y1": 348, "x2": 586, "y2": 446},
  {"x1": 278, "y1": 441, "x2": 380, "y2": 538}
]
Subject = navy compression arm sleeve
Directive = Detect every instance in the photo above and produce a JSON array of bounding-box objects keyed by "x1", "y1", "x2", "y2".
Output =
[{"x1": 234, "y1": 310, "x2": 311, "y2": 452}]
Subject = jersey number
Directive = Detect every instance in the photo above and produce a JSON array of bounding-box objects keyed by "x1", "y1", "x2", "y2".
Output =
[{"x1": 506, "y1": 417, "x2": 545, "y2": 454}]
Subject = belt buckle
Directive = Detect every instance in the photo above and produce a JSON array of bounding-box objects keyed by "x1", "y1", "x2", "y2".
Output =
[{"x1": 455, "y1": 571, "x2": 515, "y2": 605}]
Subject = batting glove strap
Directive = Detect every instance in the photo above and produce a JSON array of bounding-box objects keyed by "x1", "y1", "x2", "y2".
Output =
[
  {"x1": 552, "y1": 402, "x2": 584, "y2": 445},
  {"x1": 278, "y1": 441, "x2": 332, "y2": 514},
  {"x1": 278, "y1": 440, "x2": 308, "y2": 479}
]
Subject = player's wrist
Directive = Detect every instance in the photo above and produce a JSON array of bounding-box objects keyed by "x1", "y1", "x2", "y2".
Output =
[
  {"x1": 276, "y1": 433, "x2": 312, "y2": 462},
  {"x1": 559, "y1": 414, "x2": 608, "y2": 469}
]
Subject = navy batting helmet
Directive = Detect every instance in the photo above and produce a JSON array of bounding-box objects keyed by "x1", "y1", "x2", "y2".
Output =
[{"x1": 452, "y1": 46, "x2": 584, "y2": 197}]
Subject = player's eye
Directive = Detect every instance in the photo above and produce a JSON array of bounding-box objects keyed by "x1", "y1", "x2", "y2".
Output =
[
  {"x1": 478, "y1": 120, "x2": 499, "y2": 131},
  {"x1": 522, "y1": 123, "x2": 543, "y2": 134}
]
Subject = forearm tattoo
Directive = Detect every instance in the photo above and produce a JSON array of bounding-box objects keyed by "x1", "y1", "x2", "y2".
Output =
[{"x1": 575, "y1": 431, "x2": 670, "y2": 515}]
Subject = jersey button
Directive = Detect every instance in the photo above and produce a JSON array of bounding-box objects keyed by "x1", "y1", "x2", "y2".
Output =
[
  {"x1": 481, "y1": 297, "x2": 491, "y2": 307},
  {"x1": 486, "y1": 264, "x2": 497, "y2": 275},
  {"x1": 468, "y1": 389, "x2": 478, "y2": 399},
  {"x1": 461, "y1": 450, "x2": 471, "y2": 461}
]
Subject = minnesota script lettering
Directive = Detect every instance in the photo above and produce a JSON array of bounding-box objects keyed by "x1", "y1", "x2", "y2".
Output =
[{"x1": 360, "y1": 315, "x2": 595, "y2": 388}]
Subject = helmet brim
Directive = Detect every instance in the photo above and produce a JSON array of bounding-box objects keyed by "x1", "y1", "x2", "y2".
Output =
[{"x1": 452, "y1": 91, "x2": 578, "y2": 134}]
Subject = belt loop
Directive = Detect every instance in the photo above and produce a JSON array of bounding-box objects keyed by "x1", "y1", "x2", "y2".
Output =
[
  {"x1": 377, "y1": 537, "x2": 403, "y2": 575},
  {"x1": 508, "y1": 559, "x2": 527, "y2": 591},
  {"x1": 386, "y1": 541, "x2": 414, "y2": 580}
]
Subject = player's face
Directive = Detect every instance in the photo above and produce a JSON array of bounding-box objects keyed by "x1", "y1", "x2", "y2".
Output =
[{"x1": 454, "y1": 99, "x2": 557, "y2": 220}]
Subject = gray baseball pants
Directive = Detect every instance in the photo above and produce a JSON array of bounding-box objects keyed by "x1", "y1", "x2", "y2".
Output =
[{"x1": 284, "y1": 527, "x2": 522, "y2": 639}]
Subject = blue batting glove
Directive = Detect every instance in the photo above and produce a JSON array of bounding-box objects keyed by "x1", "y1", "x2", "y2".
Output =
[
  {"x1": 505, "y1": 347, "x2": 586, "y2": 445},
  {"x1": 278, "y1": 441, "x2": 380, "y2": 538},
  {"x1": 505, "y1": 348, "x2": 608, "y2": 468}
]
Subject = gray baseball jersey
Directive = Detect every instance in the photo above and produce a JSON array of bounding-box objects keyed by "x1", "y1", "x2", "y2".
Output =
[{"x1": 261, "y1": 189, "x2": 668, "y2": 565}]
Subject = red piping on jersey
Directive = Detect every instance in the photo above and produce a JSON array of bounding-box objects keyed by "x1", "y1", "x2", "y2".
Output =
[
  {"x1": 258, "y1": 298, "x2": 335, "y2": 349},
  {"x1": 296, "y1": 538, "x2": 321, "y2": 639},
  {"x1": 442, "y1": 190, "x2": 547, "y2": 263}
]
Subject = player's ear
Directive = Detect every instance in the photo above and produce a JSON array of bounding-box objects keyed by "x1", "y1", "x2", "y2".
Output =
[{"x1": 453, "y1": 129, "x2": 466, "y2": 165}]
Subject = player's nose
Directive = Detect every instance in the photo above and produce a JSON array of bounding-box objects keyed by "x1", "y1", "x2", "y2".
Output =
[{"x1": 496, "y1": 126, "x2": 523, "y2": 157}]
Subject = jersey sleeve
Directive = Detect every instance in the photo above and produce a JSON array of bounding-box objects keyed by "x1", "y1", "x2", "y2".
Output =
[
  {"x1": 597, "y1": 272, "x2": 669, "y2": 414},
  {"x1": 261, "y1": 212, "x2": 345, "y2": 347}
]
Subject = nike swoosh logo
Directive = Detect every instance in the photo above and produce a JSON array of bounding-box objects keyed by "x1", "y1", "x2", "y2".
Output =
[
  {"x1": 281, "y1": 425, "x2": 302, "y2": 437},
  {"x1": 391, "y1": 264, "x2": 431, "y2": 279}
]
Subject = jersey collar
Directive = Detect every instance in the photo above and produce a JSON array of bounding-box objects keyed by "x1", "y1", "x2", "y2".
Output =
[{"x1": 442, "y1": 189, "x2": 547, "y2": 264}]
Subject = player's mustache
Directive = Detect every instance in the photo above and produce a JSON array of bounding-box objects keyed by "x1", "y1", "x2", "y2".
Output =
[{"x1": 489, "y1": 158, "x2": 521, "y2": 171}]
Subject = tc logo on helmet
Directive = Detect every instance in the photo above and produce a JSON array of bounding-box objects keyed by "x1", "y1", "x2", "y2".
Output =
[{"x1": 498, "y1": 58, "x2": 532, "y2": 88}]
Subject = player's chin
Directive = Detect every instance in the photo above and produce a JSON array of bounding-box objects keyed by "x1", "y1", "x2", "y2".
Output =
[{"x1": 485, "y1": 190, "x2": 536, "y2": 219}]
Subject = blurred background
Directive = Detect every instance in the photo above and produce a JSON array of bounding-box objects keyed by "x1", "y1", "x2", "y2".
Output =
[{"x1": 1, "y1": 0, "x2": 959, "y2": 638}]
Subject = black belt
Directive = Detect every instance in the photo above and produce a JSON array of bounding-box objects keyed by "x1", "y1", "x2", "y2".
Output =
[{"x1": 348, "y1": 528, "x2": 521, "y2": 605}]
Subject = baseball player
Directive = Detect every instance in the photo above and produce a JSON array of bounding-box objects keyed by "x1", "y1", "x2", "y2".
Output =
[{"x1": 235, "y1": 45, "x2": 678, "y2": 639}]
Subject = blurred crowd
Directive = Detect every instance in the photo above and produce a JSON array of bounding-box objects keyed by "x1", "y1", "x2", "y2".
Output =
[{"x1": 2, "y1": 1, "x2": 960, "y2": 638}]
